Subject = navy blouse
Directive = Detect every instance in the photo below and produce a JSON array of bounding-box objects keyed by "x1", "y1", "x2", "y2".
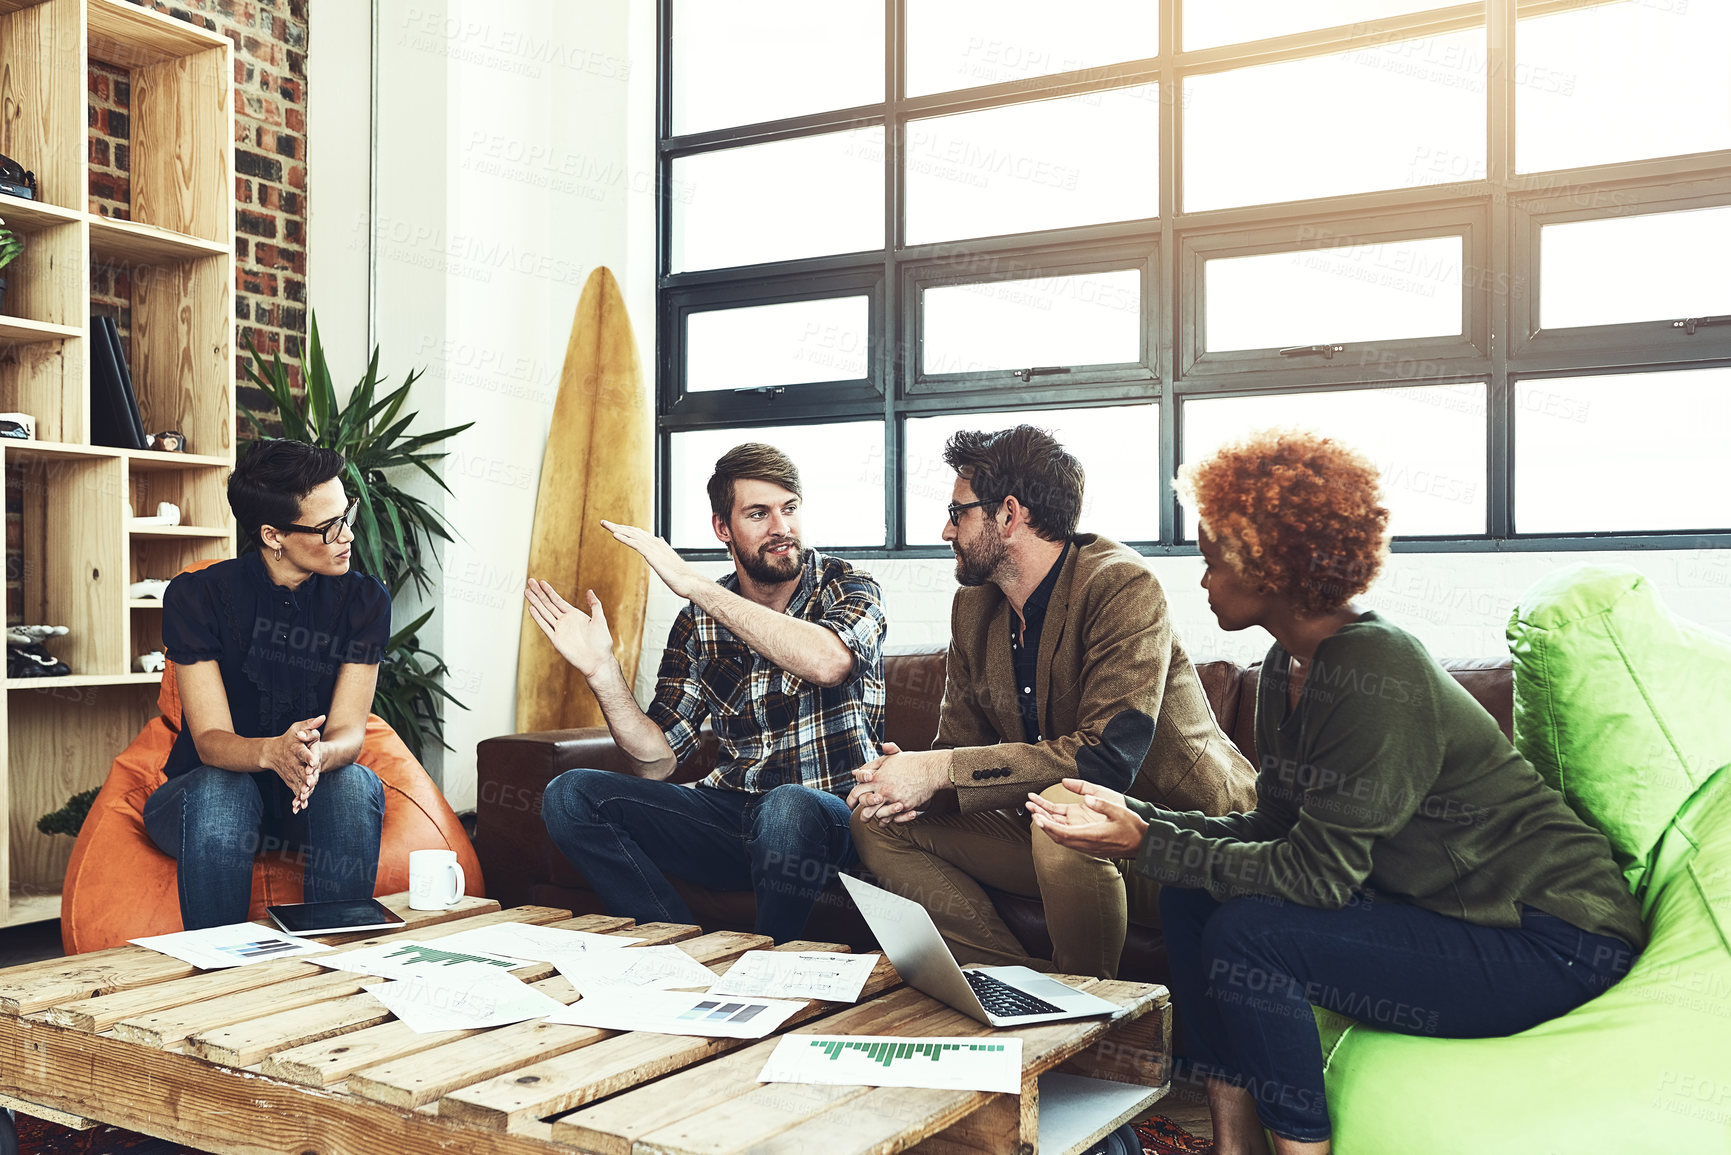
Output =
[{"x1": 161, "y1": 552, "x2": 391, "y2": 777}]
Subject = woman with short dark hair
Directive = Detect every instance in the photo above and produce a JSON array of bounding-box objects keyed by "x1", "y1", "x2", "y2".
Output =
[
  {"x1": 1027, "y1": 429, "x2": 1643, "y2": 1154},
  {"x1": 144, "y1": 438, "x2": 390, "y2": 930}
]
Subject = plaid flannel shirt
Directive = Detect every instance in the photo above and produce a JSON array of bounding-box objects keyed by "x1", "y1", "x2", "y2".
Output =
[{"x1": 645, "y1": 549, "x2": 886, "y2": 795}]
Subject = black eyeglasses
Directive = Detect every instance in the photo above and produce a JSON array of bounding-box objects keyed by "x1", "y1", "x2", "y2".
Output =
[
  {"x1": 946, "y1": 499, "x2": 999, "y2": 527},
  {"x1": 281, "y1": 497, "x2": 360, "y2": 545}
]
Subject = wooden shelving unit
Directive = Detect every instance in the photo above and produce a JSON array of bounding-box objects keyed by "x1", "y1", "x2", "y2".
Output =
[
  {"x1": 88, "y1": 215, "x2": 231, "y2": 265},
  {"x1": 127, "y1": 524, "x2": 234, "y2": 539},
  {"x1": 0, "y1": 0, "x2": 235, "y2": 926},
  {"x1": 0, "y1": 317, "x2": 83, "y2": 345}
]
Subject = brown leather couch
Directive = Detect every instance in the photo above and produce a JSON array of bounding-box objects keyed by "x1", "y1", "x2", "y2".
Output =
[{"x1": 474, "y1": 647, "x2": 1515, "y2": 984}]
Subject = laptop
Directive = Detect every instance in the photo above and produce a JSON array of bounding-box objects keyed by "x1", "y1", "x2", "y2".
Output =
[{"x1": 840, "y1": 874, "x2": 1122, "y2": 1028}]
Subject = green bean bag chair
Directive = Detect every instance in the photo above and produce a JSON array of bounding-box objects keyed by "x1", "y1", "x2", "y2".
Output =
[{"x1": 1314, "y1": 564, "x2": 1731, "y2": 1153}]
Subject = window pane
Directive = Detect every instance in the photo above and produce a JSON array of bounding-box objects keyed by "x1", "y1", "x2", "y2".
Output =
[
  {"x1": 670, "y1": 423, "x2": 886, "y2": 548},
  {"x1": 904, "y1": 405, "x2": 1159, "y2": 545},
  {"x1": 1184, "y1": 30, "x2": 1485, "y2": 211},
  {"x1": 672, "y1": 129, "x2": 883, "y2": 272},
  {"x1": 906, "y1": 0, "x2": 1157, "y2": 97},
  {"x1": 1516, "y1": 3, "x2": 1731, "y2": 174},
  {"x1": 905, "y1": 86, "x2": 1158, "y2": 245},
  {"x1": 671, "y1": 0, "x2": 883, "y2": 134},
  {"x1": 688, "y1": 298, "x2": 871, "y2": 391},
  {"x1": 1185, "y1": 0, "x2": 1443, "y2": 50},
  {"x1": 1204, "y1": 236, "x2": 1462, "y2": 352},
  {"x1": 1541, "y1": 206, "x2": 1731, "y2": 331},
  {"x1": 1515, "y1": 370, "x2": 1731, "y2": 534},
  {"x1": 923, "y1": 270, "x2": 1141, "y2": 376},
  {"x1": 1182, "y1": 385, "x2": 1486, "y2": 537}
]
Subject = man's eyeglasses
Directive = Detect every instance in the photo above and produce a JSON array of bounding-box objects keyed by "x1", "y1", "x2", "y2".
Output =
[
  {"x1": 281, "y1": 497, "x2": 361, "y2": 545},
  {"x1": 946, "y1": 499, "x2": 999, "y2": 527}
]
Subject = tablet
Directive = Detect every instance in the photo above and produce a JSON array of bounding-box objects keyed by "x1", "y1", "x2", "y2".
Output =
[{"x1": 266, "y1": 898, "x2": 407, "y2": 937}]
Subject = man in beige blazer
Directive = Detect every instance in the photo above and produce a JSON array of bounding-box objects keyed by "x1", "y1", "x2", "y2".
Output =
[{"x1": 849, "y1": 425, "x2": 1256, "y2": 979}]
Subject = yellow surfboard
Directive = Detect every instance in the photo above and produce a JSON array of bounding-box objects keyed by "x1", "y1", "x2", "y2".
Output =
[{"x1": 516, "y1": 267, "x2": 652, "y2": 732}]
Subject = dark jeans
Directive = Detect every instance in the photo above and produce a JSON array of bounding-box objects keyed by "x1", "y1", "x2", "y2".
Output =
[
  {"x1": 1160, "y1": 886, "x2": 1637, "y2": 1143},
  {"x1": 143, "y1": 764, "x2": 386, "y2": 931},
  {"x1": 541, "y1": 770, "x2": 856, "y2": 943}
]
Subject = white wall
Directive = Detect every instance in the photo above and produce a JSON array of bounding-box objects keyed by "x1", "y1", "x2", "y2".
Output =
[
  {"x1": 311, "y1": 0, "x2": 657, "y2": 807},
  {"x1": 637, "y1": 546, "x2": 1731, "y2": 703},
  {"x1": 306, "y1": 0, "x2": 373, "y2": 376}
]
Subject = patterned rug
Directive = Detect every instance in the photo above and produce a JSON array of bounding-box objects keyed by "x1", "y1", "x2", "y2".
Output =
[
  {"x1": 13, "y1": 1114, "x2": 209, "y2": 1154},
  {"x1": 1136, "y1": 1113, "x2": 1214, "y2": 1154},
  {"x1": 13, "y1": 1110, "x2": 1210, "y2": 1154}
]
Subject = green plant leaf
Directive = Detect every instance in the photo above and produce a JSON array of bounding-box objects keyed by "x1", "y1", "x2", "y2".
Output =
[
  {"x1": 336, "y1": 345, "x2": 382, "y2": 449},
  {"x1": 388, "y1": 606, "x2": 436, "y2": 649}
]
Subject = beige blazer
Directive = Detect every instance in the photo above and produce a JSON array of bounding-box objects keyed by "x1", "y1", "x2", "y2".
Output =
[{"x1": 938, "y1": 534, "x2": 1257, "y2": 816}]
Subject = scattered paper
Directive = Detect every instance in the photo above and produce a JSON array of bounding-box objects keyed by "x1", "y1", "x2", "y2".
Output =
[
  {"x1": 363, "y1": 965, "x2": 566, "y2": 1033},
  {"x1": 552, "y1": 944, "x2": 717, "y2": 994},
  {"x1": 319, "y1": 940, "x2": 534, "y2": 980},
  {"x1": 548, "y1": 989, "x2": 803, "y2": 1039},
  {"x1": 426, "y1": 923, "x2": 641, "y2": 962},
  {"x1": 757, "y1": 1034, "x2": 1022, "y2": 1093},
  {"x1": 710, "y1": 951, "x2": 878, "y2": 1003},
  {"x1": 130, "y1": 923, "x2": 331, "y2": 970}
]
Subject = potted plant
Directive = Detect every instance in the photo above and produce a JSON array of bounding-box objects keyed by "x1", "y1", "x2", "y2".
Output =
[
  {"x1": 0, "y1": 217, "x2": 21, "y2": 315},
  {"x1": 241, "y1": 312, "x2": 475, "y2": 762}
]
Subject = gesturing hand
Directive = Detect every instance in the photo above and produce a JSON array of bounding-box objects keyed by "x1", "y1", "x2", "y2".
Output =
[
  {"x1": 599, "y1": 520, "x2": 703, "y2": 600},
  {"x1": 261, "y1": 714, "x2": 325, "y2": 812},
  {"x1": 525, "y1": 579, "x2": 617, "y2": 679},
  {"x1": 1025, "y1": 778, "x2": 1148, "y2": 858}
]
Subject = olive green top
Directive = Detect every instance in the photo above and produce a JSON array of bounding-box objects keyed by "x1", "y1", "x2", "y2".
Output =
[{"x1": 1127, "y1": 611, "x2": 1646, "y2": 949}]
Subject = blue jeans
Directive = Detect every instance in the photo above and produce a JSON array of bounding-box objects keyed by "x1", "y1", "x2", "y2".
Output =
[
  {"x1": 1160, "y1": 886, "x2": 1637, "y2": 1143},
  {"x1": 143, "y1": 764, "x2": 386, "y2": 931},
  {"x1": 541, "y1": 771, "x2": 856, "y2": 943}
]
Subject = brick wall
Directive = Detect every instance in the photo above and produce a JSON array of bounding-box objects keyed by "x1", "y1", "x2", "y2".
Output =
[
  {"x1": 88, "y1": 0, "x2": 309, "y2": 412},
  {"x1": 7, "y1": 2, "x2": 310, "y2": 623}
]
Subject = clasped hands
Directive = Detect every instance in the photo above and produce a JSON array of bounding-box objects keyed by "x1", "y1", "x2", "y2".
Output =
[
  {"x1": 847, "y1": 743, "x2": 953, "y2": 824},
  {"x1": 260, "y1": 714, "x2": 326, "y2": 813}
]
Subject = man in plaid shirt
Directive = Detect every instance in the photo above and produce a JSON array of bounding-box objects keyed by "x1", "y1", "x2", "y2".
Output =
[{"x1": 529, "y1": 443, "x2": 886, "y2": 942}]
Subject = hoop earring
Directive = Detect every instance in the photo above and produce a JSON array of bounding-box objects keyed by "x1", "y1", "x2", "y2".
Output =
[{"x1": 275, "y1": 548, "x2": 283, "y2": 561}]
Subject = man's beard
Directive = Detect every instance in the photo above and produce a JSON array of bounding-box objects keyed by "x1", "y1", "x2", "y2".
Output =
[
  {"x1": 737, "y1": 536, "x2": 803, "y2": 584},
  {"x1": 953, "y1": 531, "x2": 1005, "y2": 587}
]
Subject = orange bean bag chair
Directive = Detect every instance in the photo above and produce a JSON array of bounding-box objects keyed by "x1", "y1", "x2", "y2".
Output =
[{"x1": 61, "y1": 561, "x2": 483, "y2": 954}]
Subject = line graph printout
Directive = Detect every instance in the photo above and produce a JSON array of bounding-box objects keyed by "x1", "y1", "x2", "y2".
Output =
[
  {"x1": 363, "y1": 966, "x2": 567, "y2": 1033},
  {"x1": 552, "y1": 944, "x2": 718, "y2": 993},
  {"x1": 757, "y1": 1035, "x2": 1023, "y2": 1093},
  {"x1": 709, "y1": 951, "x2": 878, "y2": 1003},
  {"x1": 426, "y1": 923, "x2": 642, "y2": 963}
]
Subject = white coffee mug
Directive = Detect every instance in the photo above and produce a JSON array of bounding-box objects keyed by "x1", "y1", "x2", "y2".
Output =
[{"x1": 408, "y1": 848, "x2": 465, "y2": 910}]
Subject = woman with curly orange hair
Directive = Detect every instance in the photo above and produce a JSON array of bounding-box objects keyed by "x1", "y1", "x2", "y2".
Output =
[{"x1": 1027, "y1": 429, "x2": 1642, "y2": 1154}]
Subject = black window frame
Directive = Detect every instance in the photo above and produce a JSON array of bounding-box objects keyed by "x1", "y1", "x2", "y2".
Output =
[{"x1": 656, "y1": 0, "x2": 1731, "y2": 562}]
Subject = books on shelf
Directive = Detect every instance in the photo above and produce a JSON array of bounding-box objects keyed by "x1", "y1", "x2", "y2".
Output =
[{"x1": 90, "y1": 314, "x2": 147, "y2": 450}]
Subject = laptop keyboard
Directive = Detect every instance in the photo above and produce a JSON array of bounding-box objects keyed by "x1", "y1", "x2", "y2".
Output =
[{"x1": 964, "y1": 970, "x2": 1063, "y2": 1018}]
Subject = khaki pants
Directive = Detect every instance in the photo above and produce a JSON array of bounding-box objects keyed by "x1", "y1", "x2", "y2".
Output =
[{"x1": 849, "y1": 782, "x2": 1161, "y2": 980}]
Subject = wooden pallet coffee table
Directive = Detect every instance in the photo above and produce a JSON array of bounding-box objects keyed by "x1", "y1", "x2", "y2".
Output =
[{"x1": 0, "y1": 894, "x2": 1169, "y2": 1154}]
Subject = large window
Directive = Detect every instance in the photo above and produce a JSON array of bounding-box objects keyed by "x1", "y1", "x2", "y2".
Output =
[{"x1": 657, "y1": 0, "x2": 1731, "y2": 557}]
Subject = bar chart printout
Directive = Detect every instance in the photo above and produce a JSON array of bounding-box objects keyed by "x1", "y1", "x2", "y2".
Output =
[{"x1": 757, "y1": 1035, "x2": 1023, "y2": 1093}]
